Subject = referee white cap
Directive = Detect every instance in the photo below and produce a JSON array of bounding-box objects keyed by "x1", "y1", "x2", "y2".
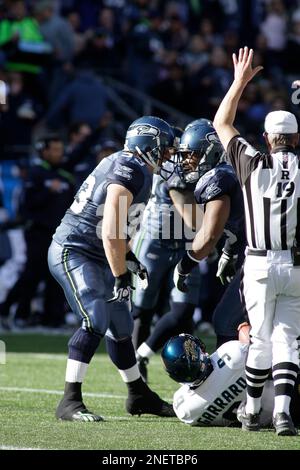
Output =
[{"x1": 264, "y1": 110, "x2": 298, "y2": 134}]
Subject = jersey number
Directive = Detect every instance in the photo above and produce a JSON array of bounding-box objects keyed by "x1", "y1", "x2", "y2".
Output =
[
  {"x1": 276, "y1": 182, "x2": 295, "y2": 198},
  {"x1": 70, "y1": 175, "x2": 96, "y2": 214},
  {"x1": 217, "y1": 353, "x2": 232, "y2": 369}
]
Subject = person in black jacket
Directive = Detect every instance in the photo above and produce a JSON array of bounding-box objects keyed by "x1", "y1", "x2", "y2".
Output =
[{"x1": 0, "y1": 135, "x2": 75, "y2": 328}]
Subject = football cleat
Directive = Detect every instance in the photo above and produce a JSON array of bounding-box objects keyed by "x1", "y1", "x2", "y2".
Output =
[
  {"x1": 239, "y1": 411, "x2": 261, "y2": 432},
  {"x1": 273, "y1": 412, "x2": 297, "y2": 436},
  {"x1": 126, "y1": 390, "x2": 176, "y2": 417},
  {"x1": 56, "y1": 398, "x2": 104, "y2": 422}
]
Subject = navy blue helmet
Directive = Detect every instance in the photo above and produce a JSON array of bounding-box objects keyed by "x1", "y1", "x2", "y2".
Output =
[
  {"x1": 178, "y1": 118, "x2": 225, "y2": 183},
  {"x1": 184, "y1": 118, "x2": 205, "y2": 131},
  {"x1": 159, "y1": 125, "x2": 183, "y2": 181},
  {"x1": 124, "y1": 116, "x2": 175, "y2": 177},
  {"x1": 161, "y1": 333, "x2": 212, "y2": 384}
]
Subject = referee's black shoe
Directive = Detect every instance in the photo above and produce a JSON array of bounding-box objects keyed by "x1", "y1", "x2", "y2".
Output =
[
  {"x1": 273, "y1": 412, "x2": 297, "y2": 436},
  {"x1": 239, "y1": 411, "x2": 261, "y2": 432}
]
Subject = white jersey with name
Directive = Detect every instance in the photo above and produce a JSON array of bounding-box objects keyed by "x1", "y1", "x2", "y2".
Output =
[{"x1": 173, "y1": 341, "x2": 248, "y2": 426}]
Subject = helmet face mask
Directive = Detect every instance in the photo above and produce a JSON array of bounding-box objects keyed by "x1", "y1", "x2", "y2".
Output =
[
  {"x1": 177, "y1": 119, "x2": 225, "y2": 183},
  {"x1": 161, "y1": 333, "x2": 212, "y2": 385},
  {"x1": 124, "y1": 116, "x2": 176, "y2": 179}
]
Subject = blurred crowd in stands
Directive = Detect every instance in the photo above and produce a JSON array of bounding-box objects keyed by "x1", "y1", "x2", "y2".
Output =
[{"x1": 1, "y1": 0, "x2": 300, "y2": 330}]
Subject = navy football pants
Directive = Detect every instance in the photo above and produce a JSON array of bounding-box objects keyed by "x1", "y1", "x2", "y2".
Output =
[{"x1": 48, "y1": 241, "x2": 133, "y2": 339}]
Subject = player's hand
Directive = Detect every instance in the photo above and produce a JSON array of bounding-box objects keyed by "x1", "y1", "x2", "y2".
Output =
[
  {"x1": 216, "y1": 250, "x2": 238, "y2": 285},
  {"x1": 237, "y1": 322, "x2": 250, "y2": 344},
  {"x1": 233, "y1": 47, "x2": 263, "y2": 85},
  {"x1": 173, "y1": 264, "x2": 189, "y2": 293},
  {"x1": 174, "y1": 251, "x2": 200, "y2": 293},
  {"x1": 107, "y1": 271, "x2": 135, "y2": 311},
  {"x1": 126, "y1": 251, "x2": 149, "y2": 290}
]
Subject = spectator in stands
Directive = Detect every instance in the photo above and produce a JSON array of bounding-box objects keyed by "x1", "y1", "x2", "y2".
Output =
[
  {"x1": 46, "y1": 68, "x2": 108, "y2": 129},
  {"x1": 34, "y1": 0, "x2": 75, "y2": 64},
  {"x1": 0, "y1": 135, "x2": 74, "y2": 329},
  {"x1": 0, "y1": 71, "x2": 44, "y2": 219}
]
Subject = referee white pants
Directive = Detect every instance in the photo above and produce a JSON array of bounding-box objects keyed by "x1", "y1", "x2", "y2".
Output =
[{"x1": 243, "y1": 250, "x2": 300, "y2": 370}]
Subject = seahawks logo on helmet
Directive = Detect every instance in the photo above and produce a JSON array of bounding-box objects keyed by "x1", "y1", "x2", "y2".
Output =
[
  {"x1": 127, "y1": 125, "x2": 160, "y2": 138},
  {"x1": 206, "y1": 131, "x2": 220, "y2": 143}
]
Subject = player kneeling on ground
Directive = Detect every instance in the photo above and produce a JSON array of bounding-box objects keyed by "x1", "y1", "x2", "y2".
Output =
[{"x1": 161, "y1": 332, "x2": 299, "y2": 433}]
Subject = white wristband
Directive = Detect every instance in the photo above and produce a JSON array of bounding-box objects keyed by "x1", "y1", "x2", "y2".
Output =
[{"x1": 187, "y1": 251, "x2": 200, "y2": 264}]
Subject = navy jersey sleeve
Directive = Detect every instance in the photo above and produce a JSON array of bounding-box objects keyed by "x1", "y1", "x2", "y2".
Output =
[
  {"x1": 167, "y1": 173, "x2": 197, "y2": 192},
  {"x1": 194, "y1": 168, "x2": 236, "y2": 205},
  {"x1": 106, "y1": 160, "x2": 145, "y2": 198}
]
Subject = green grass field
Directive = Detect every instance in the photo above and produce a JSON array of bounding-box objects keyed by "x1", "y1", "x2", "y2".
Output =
[{"x1": 0, "y1": 332, "x2": 299, "y2": 450}]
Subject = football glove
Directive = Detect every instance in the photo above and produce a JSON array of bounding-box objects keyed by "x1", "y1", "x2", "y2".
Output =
[
  {"x1": 174, "y1": 251, "x2": 199, "y2": 293},
  {"x1": 216, "y1": 250, "x2": 238, "y2": 285},
  {"x1": 173, "y1": 264, "x2": 189, "y2": 293},
  {"x1": 126, "y1": 250, "x2": 149, "y2": 290},
  {"x1": 107, "y1": 271, "x2": 135, "y2": 311}
]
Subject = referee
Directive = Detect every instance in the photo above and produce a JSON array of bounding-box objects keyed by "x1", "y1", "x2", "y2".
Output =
[{"x1": 213, "y1": 47, "x2": 299, "y2": 436}]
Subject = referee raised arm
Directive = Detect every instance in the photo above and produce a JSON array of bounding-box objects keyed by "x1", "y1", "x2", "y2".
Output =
[{"x1": 213, "y1": 47, "x2": 299, "y2": 437}]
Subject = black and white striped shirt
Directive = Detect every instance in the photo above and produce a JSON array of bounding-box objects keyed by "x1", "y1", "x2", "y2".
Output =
[{"x1": 227, "y1": 136, "x2": 300, "y2": 251}]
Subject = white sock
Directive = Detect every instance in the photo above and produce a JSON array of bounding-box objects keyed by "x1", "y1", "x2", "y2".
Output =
[
  {"x1": 65, "y1": 359, "x2": 88, "y2": 383},
  {"x1": 245, "y1": 396, "x2": 261, "y2": 415},
  {"x1": 137, "y1": 342, "x2": 155, "y2": 360},
  {"x1": 118, "y1": 364, "x2": 141, "y2": 383},
  {"x1": 273, "y1": 395, "x2": 291, "y2": 416}
]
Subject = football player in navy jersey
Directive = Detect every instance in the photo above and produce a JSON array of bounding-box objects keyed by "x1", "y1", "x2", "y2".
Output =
[
  {"x1": 173, "y1": 119, "x2": 246, "y2": 304},
  {"x1": 133, "y1": 128, "x2": 202, "y2": 364},
  {"x1": 47, "y1": 116, "x2": 177, "y2": 422},
  {"x1": 136, "y1": 119, "x2": 247, "y2": 376},
  {"x1": 132, "y1": 148, "x2": 203, "y2": 381}
]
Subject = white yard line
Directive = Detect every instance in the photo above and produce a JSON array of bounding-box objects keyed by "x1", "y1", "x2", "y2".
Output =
[
  {"x1": 0, "y1": 445, "x2": 44, "y2": 450},
  {"x1": 6, "y1": 352, "x2": 162, "y2": 364},
  {"x1": 0, "y1": 385, "x2": 173, "y2": 403},
  {"x1": 0, "y1": 386, "x2": 126, "y2": 399}
]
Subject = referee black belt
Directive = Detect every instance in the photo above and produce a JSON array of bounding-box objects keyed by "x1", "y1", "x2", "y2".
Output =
[
  {"x1": 247, "y1": 249, "x2": 267, "y2": 256},
  {"x1": 247, "y1": 248, "x2": 294, "y2": 256}
]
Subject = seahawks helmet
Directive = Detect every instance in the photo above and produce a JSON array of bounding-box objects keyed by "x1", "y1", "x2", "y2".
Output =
[
  {"x1": 159, "y1": 125, "x2": 183, "y2": 181},
  {"x1": 184, "y1": 118, "x2": 206, "y2": 131},
  {"x1": 124, "y1": 116, "x2": 175, "y2": 177},
  {"x1": 178, "y1": 119, "x2": 225, "y2": 183},
  {"x1": 161, "y1": 333, "x2": 212, "y2": 385}
]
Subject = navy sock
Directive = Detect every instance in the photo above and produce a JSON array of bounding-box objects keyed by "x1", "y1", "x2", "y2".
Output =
[
  {"x1": 63, "y1": 382, "x2": 83, "y2": 402},
  {"x1": 132, "y1": 306, "x2": 156, "y2": 349},
  {"x1": 147, "y1": 302, "x2": 195, "y2": 352},
  {"x1": 105, "y1": 336, "x2": 136, "y2": 370},
  {"x1": 68, "y1": 327, "x2": 101, "y2": 364},
  {"x1": 126, "y1": 377, "x2": 150, "y2": 395}
]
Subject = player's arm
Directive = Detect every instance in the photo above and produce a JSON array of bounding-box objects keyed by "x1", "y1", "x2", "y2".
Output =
[
  {"x1": 169, "y1": 188, "x2": 204, "y2": 231},
  {"x1": 190, "y1": 196, "x2": 230, "y2": 259},
  {"x1": 102, "y1": 183, "x2": 133, "y2": 276},
  {"x1": 213, "y1": 47, "x2": 263, "y2": 151},
  {"x1": 174, "y1": 196, "x2": 230, "y2": 292}
]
